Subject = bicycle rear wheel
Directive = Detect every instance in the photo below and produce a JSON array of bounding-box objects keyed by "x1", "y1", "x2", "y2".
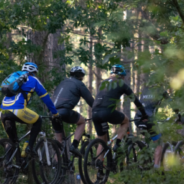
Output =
[
  {"x1": 84, "y1": 138, "x2": 111, "y2": 184},
  {"x1": 32, "y1": 139, "x2": 61, "y2": 184},
  {"x1": 0, "y1": 139, "x2": 20, "y2": 184},
  {"x1": 161, "y1": 142, "x2": 178, "y2": 170},
  {"x1": 174, "y1": 140, "x2": 184, "y2": 166}
]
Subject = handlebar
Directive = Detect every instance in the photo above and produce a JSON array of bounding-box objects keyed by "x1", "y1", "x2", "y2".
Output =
[
  {"x1": 129, "y1": 118, "x2": 141, "y2": 122},
  {"x1": 40, "y1": 115, "x2": 51, "y2": 119},
  {"x1": 85, "y1": 118, "x2": 92, "y2": 121}
]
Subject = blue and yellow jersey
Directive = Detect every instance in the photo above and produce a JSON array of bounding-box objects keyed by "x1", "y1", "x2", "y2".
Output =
[{"x1": 1, "y1": 75, "x2": 57, "y2": 115}]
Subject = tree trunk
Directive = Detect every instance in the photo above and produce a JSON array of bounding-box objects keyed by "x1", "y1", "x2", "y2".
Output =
[{"x1": 87, "y1": 32, "x2": 93, "y2": 135}]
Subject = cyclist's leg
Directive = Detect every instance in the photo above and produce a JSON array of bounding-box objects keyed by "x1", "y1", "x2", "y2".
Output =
[
  {"x1": 52, "y1": 116, "x2": 63, "y2": 143},
  {"x1": 136, "y1": 120, "x2": 162, "y2": 168},
  {"x1": 1, "y1": 111, "x2": 18, "y2": 143},
  {"x1": 150, "y1": 133, "x2": 162, "y2": 167},
  {"x1": 74, "y1": 115, "x2": 85, "y2": 140},
  {"x1": 117, "y1": 115, "x2": 129, "y2": 140},
  {"x1": 108, "y1": 110, "x2": 129, "y2": 150},
  {"x1": 53, "y1": 108, "x2": 83, "y2": 156},
  {"x1": 10, "y1": 108, "x2": 42, "y2": 153}
]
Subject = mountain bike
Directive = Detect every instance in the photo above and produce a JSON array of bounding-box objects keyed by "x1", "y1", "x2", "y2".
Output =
[
  {"x1": 0, "y1": 116, "x2": 61, "y2": 184},
  {"x1": 54, "y1": 118, "x2": 91, "y2": 184},
  {"x1": 83, "y1": 119, "x2": 148, "y2": 184}
]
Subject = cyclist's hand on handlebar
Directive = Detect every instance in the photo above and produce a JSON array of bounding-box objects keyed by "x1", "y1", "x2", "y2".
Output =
[
  {"x1": 141, "y1": 114, "x2": 149, "y2": 122},
  {"x1": 52, "y1": 113, "x2": 61, "y2": 122}
]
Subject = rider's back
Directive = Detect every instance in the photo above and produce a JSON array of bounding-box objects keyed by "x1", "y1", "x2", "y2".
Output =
[
  {"x1": 135, "y1": 86, "x2": 167, "y2": 117},
  {"x1": 1, "y1": 75, "x2": 46, "y2": 110},
  {"x1": 52, "y1": 77, "x2": 93, "y2": 109},
  {"x1": 93, "y1": 78, "x2": 133, "y2": 110}
]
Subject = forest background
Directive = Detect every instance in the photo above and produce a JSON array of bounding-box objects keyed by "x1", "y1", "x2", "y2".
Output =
[{"x1": 0, "y1": 0, "x2": 184, "y2": 183}]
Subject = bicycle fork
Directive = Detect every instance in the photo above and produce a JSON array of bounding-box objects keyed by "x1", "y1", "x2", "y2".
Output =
[{"x1": 38, "y1": 132, "x2": 51, "y2": 166}]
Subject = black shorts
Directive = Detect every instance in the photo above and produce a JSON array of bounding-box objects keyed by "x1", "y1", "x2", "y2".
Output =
[
  {"x1": 52, "y1": 108, "x2": 80, "y2": 133},
  {"x1": 1, "y1": 110, "x2": 26, "y2": 125},
  {"x1": 92, "y1": 109, "x2": 125, "y2": 136}
]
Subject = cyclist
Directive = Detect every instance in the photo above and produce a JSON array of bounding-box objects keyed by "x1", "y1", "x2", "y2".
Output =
[
  {"x1": 51, "y1": 66, "x2": 94, "y2": 157},
  {"x1": 134, "y1": 75, "x2": 169, "y2": 169},
  {"x1": 0, "y1": 62, "x2": 59, "y2": 155},
  {"x1": 92, "y1": 64, "x2": 148, "y2": 175}
]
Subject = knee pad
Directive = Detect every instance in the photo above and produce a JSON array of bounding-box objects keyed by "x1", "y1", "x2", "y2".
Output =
[{"x1": 52, "y1": 118, "x2": 63, "y2": 133}]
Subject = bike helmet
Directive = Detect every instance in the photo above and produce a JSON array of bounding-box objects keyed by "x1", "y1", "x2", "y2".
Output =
[
  {"x1": 22, "y1": 62, "x2": 38, "y2": 74},
  {"x1": 70, "y1": 66, "x2": 85, "y2": 79},
  {"x1": 110, "y1": 64, "x2": 126, "y2": 76}
]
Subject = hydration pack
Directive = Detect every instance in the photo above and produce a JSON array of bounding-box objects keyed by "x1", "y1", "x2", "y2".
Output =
[{"x1": 0, "y1": 71, "x2": 28, "y2": 97}]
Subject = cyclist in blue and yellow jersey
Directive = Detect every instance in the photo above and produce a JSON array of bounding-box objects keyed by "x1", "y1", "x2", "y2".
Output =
[{"x1": 1, "y1": 62, "x2": 59, "y2": 155}]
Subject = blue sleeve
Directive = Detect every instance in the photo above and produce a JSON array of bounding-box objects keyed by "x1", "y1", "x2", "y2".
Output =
[
  {"x1": 34, "y1": 77, "x2": 57, "y2": 114},
  {"x1": 41, "y1": 94, "x2": 58, "y2": 114}
]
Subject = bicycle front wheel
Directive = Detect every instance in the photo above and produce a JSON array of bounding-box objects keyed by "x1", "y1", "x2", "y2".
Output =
[
  {"x1": 0, "y1": 138, "x2": 20, "y2": 184},
  {"x1": 32, "y1": 139, "x2": 61, "y2": 184},
  {"x1": 78, "y1": 140, "x2": 89, "y2": 184},
  {"x1": 84, "y1": 138, "x2": 111, "y2": 184}
]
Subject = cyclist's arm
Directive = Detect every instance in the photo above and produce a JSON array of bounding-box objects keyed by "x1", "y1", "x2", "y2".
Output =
[
  {"x1": 34, "y1": 77, "x2": 58, "y2": 115},
  {"x1": 80, "y1": 83, "x2": 94, "y2": 107},
  {"x1": 123, "y1": 83, "x2": 147, "y2": 116}
]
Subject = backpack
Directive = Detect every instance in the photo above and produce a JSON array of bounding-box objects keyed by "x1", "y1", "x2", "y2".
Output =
[{"x1": 0, "y1": 71, "x2": 28, "y2": 97}]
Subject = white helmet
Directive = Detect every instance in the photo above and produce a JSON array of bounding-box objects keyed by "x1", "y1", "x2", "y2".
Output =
[
  {"x1": 22, "y1": 62, "x2": 38, "y2": 73},
  {"x1": 70, "y1": 66, "x2": 85, "y2": 76}
]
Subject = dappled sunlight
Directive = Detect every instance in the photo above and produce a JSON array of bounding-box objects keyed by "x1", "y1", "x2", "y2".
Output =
[
  {"x1": 170, "y1": 69, "x2": 184, "y2": 90},
  {"x1": 164, "y1": 152, "x2": 180, "y2": 169}
]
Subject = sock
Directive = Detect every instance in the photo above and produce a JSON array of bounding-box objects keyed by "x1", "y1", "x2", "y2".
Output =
[
  {"x1": 154, "y1": 164, "x2": 160, "y2": 169},
  {"x1": 116, "y1": 139, "x2": 121, "y2": 146},
  {"x1": 72, "y1": 139, "x2": 79, "y2": 148}
]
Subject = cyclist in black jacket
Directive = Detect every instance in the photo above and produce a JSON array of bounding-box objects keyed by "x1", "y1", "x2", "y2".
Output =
[
  {"x1": 135, "y1": 80, "x2": 169, "y2": 169},
  {"x1": 92, "y1": 64, "x2": 148, "y2": 171},
  {"x1": 52, "y1": 66, "x2": 94, "y2": 157}
]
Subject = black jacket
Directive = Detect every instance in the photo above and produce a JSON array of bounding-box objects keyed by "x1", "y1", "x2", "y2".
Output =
[
  {"x1": 92, "y1": 77, "x2": 147, "y2": 116},
  {"x1": 52, "y1": 77, "x2": 94, "y2": 109}
]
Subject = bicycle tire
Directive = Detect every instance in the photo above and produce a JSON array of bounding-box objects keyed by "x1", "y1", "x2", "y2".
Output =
[
  {"x1": 121, "y1": 140, "x2": 147, "y2": 170},
  {"x1": 0, "y1": 138, "x2": 20, "y2": 184},
  {"x1": 53, "y1": 140, "x2": 67, "y2": 184},
  {"x1": 78, "y1": 140, "x2": 89, "y2": 184},
  {"x1": 32, "y1": 139, "x2": 61, "y2": 184},
  {"x1": 161, "y1": 141, "x2": 178, "y2": 169},
  {"x1": 174, "y1": 140, "x2": 184, "y2": 164},
  {"x1": 84, "y1": 138, "x2": 111, "y2": 184},
  {"x1": 174, "y1": 140, "x2": 184, "y2": 153}
]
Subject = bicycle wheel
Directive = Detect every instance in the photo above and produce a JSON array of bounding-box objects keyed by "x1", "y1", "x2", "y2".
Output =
[
  {"x1": 53, "y1": 140, "x2": 67, "y2": 184},
  {"x1": 78, "y1": 140, "x2": 89, "y2": 184},
  {"x1": 174, "y1": 140, "x2": 184, "y2": 165},
  {"x1": 123, "y1": 140, "x2": 150, "y2": 170},
  {"x1": 84, "y1": 138, "x2": 111, "y2": 184},
  {"x1": 161, "y1": 142, "x2": 177, "y2": 170},
  {"x1": 0, "y1": 139, "x2": 20, "y2": 184},
  {"x1": 32, "y1": 139, "x2": 61, "y2": 184}
]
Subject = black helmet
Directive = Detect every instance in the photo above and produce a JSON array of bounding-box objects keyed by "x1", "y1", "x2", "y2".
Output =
[{"x1": 70, "y1": 66, "x2": 85, "y2": 79}]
